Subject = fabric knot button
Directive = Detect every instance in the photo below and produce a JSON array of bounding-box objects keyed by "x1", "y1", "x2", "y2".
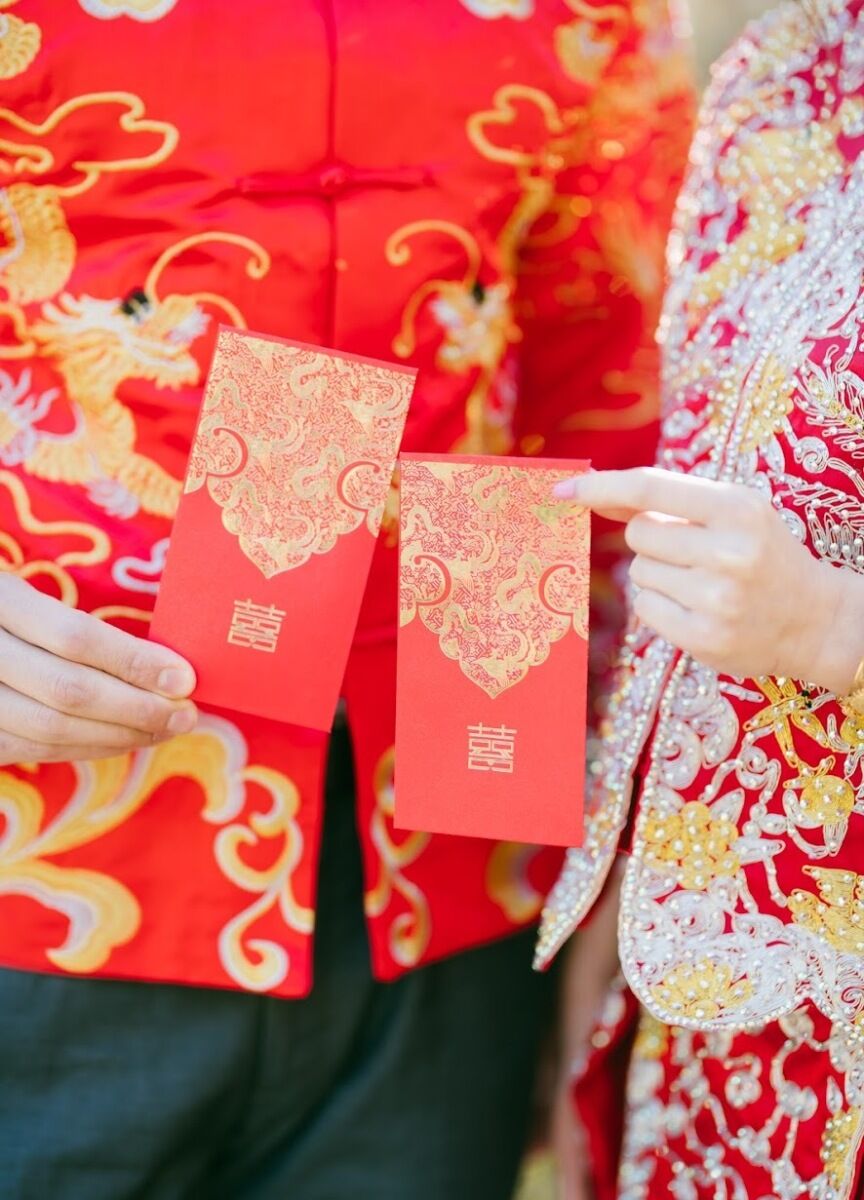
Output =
[{"x1": 318, "y1": 165, "x2": 349, "y2": 194}]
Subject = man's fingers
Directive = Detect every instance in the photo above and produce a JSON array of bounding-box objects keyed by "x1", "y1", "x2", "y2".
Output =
[
  {"x1": 0, "y1": 681, "x2": 170, "y2": 752},
  {"x1": 0, "y1": 627, "x2": 197, "y2": 737},
  {"x1": 554, "y1": 468, "x2": 747, "y2": 527},
  {"x1": 0, "y1": 733, "x2": 145, "y2": 765},
  {"x1": 0, "y1": 575, "x2": 195, "y2": 698}
]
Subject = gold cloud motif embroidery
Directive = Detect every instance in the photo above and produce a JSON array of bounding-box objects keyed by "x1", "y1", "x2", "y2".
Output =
[
  {"x1": 399, "y1": 460, "x2": 589, "y2": 698},
  {"x1": 0, "y1": 724, "x2": 239, "y2": 973},
  {"x1": 0, "y1": 714, "x2": 311, "y2": 990},
  {"x1": 458, "y1": 0, "x2": 534, "y2": 18},
  {"x1": 77, "y1": 0, "x2": 179, "y2": 20}
]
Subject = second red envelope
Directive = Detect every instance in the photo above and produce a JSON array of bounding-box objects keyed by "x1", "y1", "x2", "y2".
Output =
[{"x1": 395, "y1": 454, "x2": 590, "y2": 848}]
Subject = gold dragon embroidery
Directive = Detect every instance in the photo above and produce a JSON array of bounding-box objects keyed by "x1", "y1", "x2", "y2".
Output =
[
  {"x1": 0, "y1": 1, "x2": 40, "y2": 80},
  {"x1": 0, "y1": 93, "x2": 271, "y2": 517}
]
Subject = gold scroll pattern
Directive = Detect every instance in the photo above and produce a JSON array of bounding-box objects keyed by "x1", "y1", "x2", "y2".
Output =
[
  {"x1": 399, "y1": 460, "x2": 589, "y2": 698},
  {"x1": 186, "y1": 329, "x2": 415, "y2": 579},
  {"x1": 364, "y1": 746, "x2": 431, "y2": 968},
  {"x1": 0, "y1": 713, "x2": 312, "y2": 992}
]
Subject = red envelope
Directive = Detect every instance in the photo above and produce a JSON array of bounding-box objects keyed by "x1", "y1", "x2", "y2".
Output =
[
  {"x1": 150, "y1": 327, "x2": 416, "y2": 730},
  {"x1": 395, "y1": 454, "x2": 590, "y2": 847}
]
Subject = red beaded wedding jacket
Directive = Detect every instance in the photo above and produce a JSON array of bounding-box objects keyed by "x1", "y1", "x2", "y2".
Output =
[{"x1": 538, "y1": 3, "x2": 864, "y2": 1195}]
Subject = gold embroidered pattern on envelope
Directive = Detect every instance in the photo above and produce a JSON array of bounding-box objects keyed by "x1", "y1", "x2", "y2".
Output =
[
  {"x1": 186, "y1": 330, "x2": 414, "y2": 579},
  {"x1": 399, "y1": 459, "x2": 588, "y2": 698}
]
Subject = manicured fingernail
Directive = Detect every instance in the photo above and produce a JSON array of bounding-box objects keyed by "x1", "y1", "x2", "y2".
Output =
[
  {"x1": 158, "y1": 666, "x2": 195, "y2": 698},
  {"x1": 553, "y1": 477, "x2": 581, "y2": 500},
  {"x1": 167, "y1": 705, "x2": 198, "y2": 736}
]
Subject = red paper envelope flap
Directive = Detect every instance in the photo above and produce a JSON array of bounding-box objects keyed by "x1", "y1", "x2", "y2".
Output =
[
  {"x1": 395, "y1": 454, "x2": 590, "y2": 847},
  {"x1": 151, "y1": 328, "x2": 416, "y2": 729}
]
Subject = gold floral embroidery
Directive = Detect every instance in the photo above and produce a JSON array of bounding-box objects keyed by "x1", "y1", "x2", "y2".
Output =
[
  {"x1": 364, "y1": 747, "x2": 431, "y2": 968},
  {"x1": 399, "y1": 459, "x2": 589, "y2": 698},
  {"x1": 743, "y1": 677, "x2": 834, "y2": 772},
  {"x1": 650, "y1": 959, "x2": 753, "y2": 1022},
  {"x1": 840, "y1": 711, "x2": 864, "y2": 752},
  {"x1": 632, "y1": 1007, "x2": 669, "y2": 1061},
  {"x1": 0, "y1": 8, "x2": 40, "y2": 80},
  {"x1": 785, "y1": 774, "x2": 855, "y2": 830},
  {"x1": 486, "y1": 842, "x2": 546, "y2": 923},
  {"x1": 541, "y1": 0, "x2": 864, "y2": 1046},
  {"x1": 789, "y1": 868, "x2": 864, "y2": 955},
  {"x1": 821, "y1": 1107, "x2": 862, "y2": 1192},
  {"x1": 186, "y1": 328, "x2": 414, "y2": 578},
  {"x1": 642, "y1": 802, "x2": 740, "y2": 890},
  {"x1": 77, "y1": 0, "x2": 179, "y2": 18}
]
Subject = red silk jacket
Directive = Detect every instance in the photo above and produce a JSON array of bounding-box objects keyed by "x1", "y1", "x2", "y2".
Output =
[
  {"x1": 539, "y1": 3, "x2": 864, "y2": 1195},
  {"x1": 0, "y1": 0, "x2": 691, "y2": 996}
]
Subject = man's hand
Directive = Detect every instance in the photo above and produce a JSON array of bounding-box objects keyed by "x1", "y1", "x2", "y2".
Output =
[
  {"x1": 554, "y1": 468, "x2": 864, "y2": 695},
  {"x1": 0, "y1": 574, "x2": 198, "y2": 764}
]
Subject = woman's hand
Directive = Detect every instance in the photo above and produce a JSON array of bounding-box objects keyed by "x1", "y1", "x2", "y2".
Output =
[
  {"x1": 554, "y1": 467, "x2": 864, "y2": 696},
  {"x1": 0, "y1": 574, "x2": 198, "y2": 764}
]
